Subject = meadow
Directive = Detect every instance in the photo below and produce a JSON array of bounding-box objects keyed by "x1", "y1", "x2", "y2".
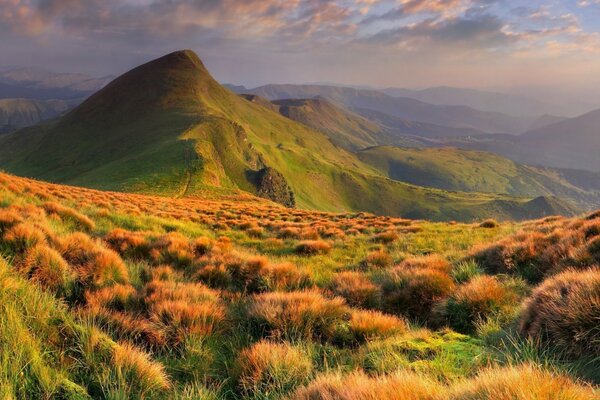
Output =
[{"x1": 0, "y1": 171, "x2": 598, "y2": 399}]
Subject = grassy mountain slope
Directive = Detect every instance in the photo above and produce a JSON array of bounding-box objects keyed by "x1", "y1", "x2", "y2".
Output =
[
  {"x1": 242, "y1": 95, "x2": 440, "y2": 150},
  {"x1": 269, "y1": 97, "x2": 385, "y2": 150},
  {"x1": 358, "y1": 146, "x2": 600, "y2": 210},
  {"x1": 0, "y1": 50, "x2": 575, "y2": 221},
  {"x1": 242, "y1": 84, "x2": 534, "y2": 134}
]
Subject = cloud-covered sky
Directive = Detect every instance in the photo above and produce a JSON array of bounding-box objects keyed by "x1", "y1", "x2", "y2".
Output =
[{"x1": 1, "y1": 0, "x2": 600, "y2": 95}]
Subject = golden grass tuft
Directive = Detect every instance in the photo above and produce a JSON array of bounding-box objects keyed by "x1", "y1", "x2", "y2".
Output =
[
  {"x1": 112, "y1": 342, "x2": 170, "y2": 393},
  {"x1": 372, "y1": 230, "x2": 399, "y2": 244},
  {"x1": 381, "y1": 263, "x2": 455, "y2": 322},
  {"x1": 21, "y1": 244, "x2": 75, "y2": 294},
  {"x1": 329, "y1": 271, "x2": 380, "y2": 309},
  {"x1": 2, "y1": 222, "x2": 47, "y2": 254},
  {"x1": 364, "y1": 250, "x2": 393, "y2": 268},
  {"x1": 248, "y1": 290, "x2": 348, "y2": 342},
  {"x1": 441, "y1": 275, "x2": 516, "y2": 333},
  {"x1": 234, "y1": 340, "x2": 313, "y2": 397},
  {"x1": 259, "y1": 262, "x2": 313, "y2": 292},
  {"x1": 449, "y1": 364, "x2": 596, "y2": 400},
  {"x1": 42, "y1": 201, "x2": 95, "y2": 231},
  {"x1": 294, "y1": 370, "x2": 442, "y2": 400},
  {"x1": 348, "y1": 309, "x2": 407, "y2": 342},
  {"x1": 0, "y1": 208, "x2": 23, "y2": 232},
  {"x1": 478, "y1": 219, "x2": 499, "y2": 229},
  {"x1": 145, "y1": 280, "x2": 225, "y2": 340},
  {"x1": 58, "y1": 232, "x2": 129, "y2": 287},
  {"x1": 295, "y1": 240, "x2": 332, "y2": 256}
]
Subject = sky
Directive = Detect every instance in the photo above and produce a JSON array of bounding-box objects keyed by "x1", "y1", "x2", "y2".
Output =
[{"x1": 1, "y1": 0, "x2": 600, "y2": 98}]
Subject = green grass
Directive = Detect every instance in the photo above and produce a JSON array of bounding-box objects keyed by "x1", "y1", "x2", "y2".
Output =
[{"x1": 358, "y1": 146, "x2": 598, "y2": 211}]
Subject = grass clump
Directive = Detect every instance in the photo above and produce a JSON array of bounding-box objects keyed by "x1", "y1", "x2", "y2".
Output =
[
  {"x1": 329, "y1": 271, "x2": 380, "y2": 309},
  {"x1": 247, "y1": 290, "x2": 348, "y2": 342},
  {"x1": 478, "y1": 219, "x2": 499, "y2": 228},
  {"x1": 295, "y1": 240, "x2": 332, "y2": 256},
  {"x1": 520, "y1": 268, "x2": 600, "y2": 358},
  {"x1": 449, "y1": 364, "x2": 597, "y2": 400},
  {"x1": 233, "y1": 340, "x2": 313, "y2": 398},
  {"x1": 380, "y1": 258, "x2": 455, "y2": 323},
  {"x1": 439, "y1": 275, "x2": 518, "y2": 334},
  {"x1": 294, "y1": 370, "x2": 442, "y2": 400}
]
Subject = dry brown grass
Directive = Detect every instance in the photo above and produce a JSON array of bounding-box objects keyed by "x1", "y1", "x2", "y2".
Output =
[
  {"x1": 381, "y1": 262, "x2": 455, "y2": 322},
  {"x1": 294, "y1": 370, "x2": 443, "y2": 400},
  {"x1": 42, "y1": 201, "x2": 96, "y2": 231},
  {"x1": 248, "y1": 290, "x2": 349, "y2": 342},
  {"x1": 21, "y1": 244, "x2": 75, "y2": 294},
  {"x1": 329, "y1": 271, "x2": 380, "y2": 309},
  {"x1": 348, "y1": 309, "x2": 407, "y2": 342},
  {"x1": 234, "y1": 340, "x2": 313, "y2": 397},
  {"x1": 449, "y1": 364, "x2": 597, "y2": 400},
  {"x1": 520, "y1": 268, "x2": 600, "y2": 358},
  {"x1": 440, "y1": 275, "x2": 516, "y2": 333},
  {"x1": 112, "y1": 342, "x2": 171, "y2": 393},
  {"x1": 295, "y1": 240, "x2": 332, "y2": 256}
]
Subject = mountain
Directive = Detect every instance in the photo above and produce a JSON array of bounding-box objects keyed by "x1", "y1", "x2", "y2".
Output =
[
  {"x1": 0, "y1": 50, "x2": 577, "y2": 221},
  {"x1": 0, "y1": 98, "x2": 78, "y2": 133},
  {"x1": 262, "y1": 97, "x2": 386, "y2": 151},
  {"x1": 351, "y1": 107, "x2": 486, "y2": 138},
  {"x1": 516, "y1": 109, "x2": 600, "y2": 171},
  {"x1": 527, "y1": 114, "x2": 566, "y2": 131},
  {"x1": 357, "y1": 146, "x2": 600, "y2": 210},
  {"x1": 241, "y1": 84, "x2": 534, "y2": 134},
  {"x1": 247, "y1": 96, "x2": 486, "y2": 150},
  {"x1": 382, "y1": 86, "x2": 551, "y2": 118},
  {"x1": 224, "y1": 83, "x2": 248, "y2": 93},
  {"x1": 0, "y1": 67, "x2": 111, "y2": 100}
]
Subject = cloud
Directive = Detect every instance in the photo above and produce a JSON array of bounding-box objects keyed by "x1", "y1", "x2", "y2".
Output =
[
  {"x1": 1, "y1": 0, "x2": 600, "y2": 93},
  {"x1": 365, "y1": 12, "x2": 516, "y2": 51},
  {"x1": 577, "y1": 0, "x2": 600, "y2": 6}
]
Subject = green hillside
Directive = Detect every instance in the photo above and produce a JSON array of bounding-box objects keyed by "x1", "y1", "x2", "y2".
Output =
[
  {"x1": 0, "y1": 50, "x2": 577, "y2": 221},
  {"x1": 358, "y1": 146, "x2": 600, "y2": 209},
  {"x1": 270, "y1": 98, "x2": 384, "y2": 151}
]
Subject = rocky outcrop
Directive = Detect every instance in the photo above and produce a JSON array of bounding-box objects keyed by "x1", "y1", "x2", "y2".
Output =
[{"x1": 255, "y1": 167, "x2": 295, "y2": 208}]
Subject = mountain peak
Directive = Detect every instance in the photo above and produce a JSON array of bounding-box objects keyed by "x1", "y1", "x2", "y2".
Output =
[{"x1": 63, "y1": 50, "x2": 218, "y2": 125}]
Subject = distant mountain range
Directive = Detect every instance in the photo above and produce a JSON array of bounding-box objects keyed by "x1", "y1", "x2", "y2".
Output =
[
  {"x1": 0, "y1": 50, "x2": 578, "y2": 221},
  {"x1": 232, "y1": 84, "x2": 537, "y2": 134},
  {"x1": 0, "y1": 98, "x2": 80, "y2": 134},
  {"x1": 381, "y1": 86, "x2": 553, "y2": 118},
  {"x1": 0, "y1": 67, "x2": 111, "y2": 133},
  {"x1": 0, "y1": 67, "x2": 111, "y2": 100}
]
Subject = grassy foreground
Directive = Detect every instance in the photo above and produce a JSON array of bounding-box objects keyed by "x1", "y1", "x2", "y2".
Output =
[{"x1": 0, "y1": 172, "x2": 597, "y2": 399}]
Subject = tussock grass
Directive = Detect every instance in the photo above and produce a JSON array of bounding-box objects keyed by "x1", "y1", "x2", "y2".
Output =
[{"x1": 0, "y1": 172, "x2": 597, "y2": 398}]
